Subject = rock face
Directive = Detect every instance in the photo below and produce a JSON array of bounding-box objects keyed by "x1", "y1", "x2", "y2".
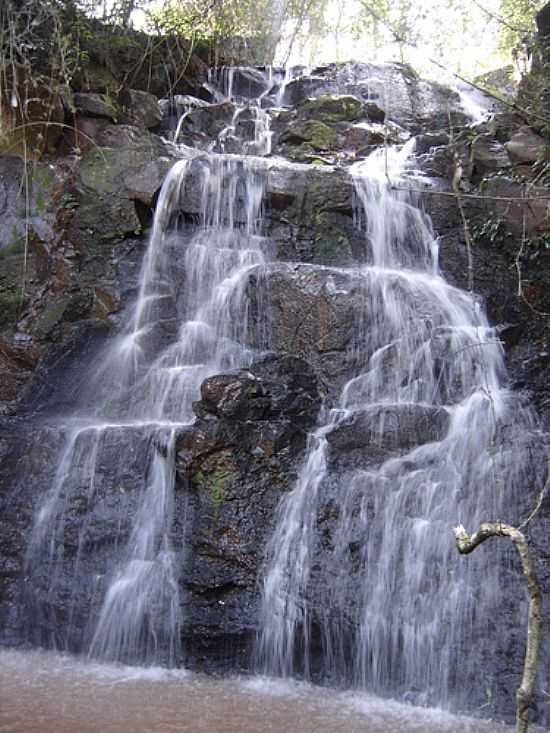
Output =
[
  {"x1": 0, "y1": 52, "x2": 549, "y2": 729},
  {"x1": 247, "y1": 263, "x2": 365, "y2": 390},
  {"x1": 175, "y1": 354, "x2": 321, "y2": 669},
  {"x1": 281, "y1": 62, "x2": 467, "y2": 133},
  {"x1": 326, "y1": 403, "x2": 450, "y2": 458},
  {"x1": 0, "y1": 124, "x2": 178, "y2": 414}
]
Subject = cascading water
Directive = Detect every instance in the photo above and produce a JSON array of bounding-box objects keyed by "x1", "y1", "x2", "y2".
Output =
[
  {"x1": 24, "y1": 74, "x2": 272, "y2": 666},
  {"x1": 13, "y1": 57, "x2": 546, "y2": 721},
  {"x1": 256, "y1": 140, "x2": 539, "y2": 709}
]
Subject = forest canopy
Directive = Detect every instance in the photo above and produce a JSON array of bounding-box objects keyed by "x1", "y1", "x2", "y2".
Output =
[
  {"x1": 1, "y1": 0, "x2": 547, "y2": 85},
  {"x1": 143, "y1": 0, "x2": 546, "y2": 75}
]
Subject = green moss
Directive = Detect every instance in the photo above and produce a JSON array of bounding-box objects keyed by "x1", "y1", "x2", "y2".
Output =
[
  {"x1": 302, "y1": 120, "x2": 336, "y2": 149},
  {"x1": 209, "y1": 468, "x2": 230, "y2": 511},
  {"x1": 281, "y1": 120, "x2": 337, "y2": 155},
  {"x1": 192, "y1": 450, "x2": 237, "y2": 516},
  {"x1": 31, "y1": 165, "x2": 57, "y2": 215},
  {"x1": 299, "y1": 95, "x2": 363, "y2": 124}
]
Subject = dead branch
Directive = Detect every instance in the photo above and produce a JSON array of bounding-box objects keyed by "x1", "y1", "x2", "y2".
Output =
[{"x1": 454, "y1": 522, "x2": 542, "y2": 733}]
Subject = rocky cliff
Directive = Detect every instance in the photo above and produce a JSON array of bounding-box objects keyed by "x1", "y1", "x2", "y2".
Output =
[{"x1": 0, "y1": 30, "x2": 549, "y2": 726}]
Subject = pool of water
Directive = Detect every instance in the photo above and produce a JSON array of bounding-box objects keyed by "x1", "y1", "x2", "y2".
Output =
[{"x1": 0, "y1": 649, "x2": 510, "y2": 733}]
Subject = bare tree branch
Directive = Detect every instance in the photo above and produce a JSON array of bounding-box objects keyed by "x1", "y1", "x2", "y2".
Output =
[{"x1": 454, "y1": 522, "x2": 542, "y2": 733}]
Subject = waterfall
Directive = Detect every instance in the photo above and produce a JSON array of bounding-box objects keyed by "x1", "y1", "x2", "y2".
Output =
[
  {"x1": 16, "y1": 59, "x2": 545, "y2": 714},
  {"x1": 23, "y1": 73, "x2": 273, "y2": 666},
  {"x1": 256, "y1": 139, "x2": 538, "y2": 708}
]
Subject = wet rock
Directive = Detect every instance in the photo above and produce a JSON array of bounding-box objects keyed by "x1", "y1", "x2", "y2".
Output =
[
  {"x1": 264, "y1": 162, "x2": 362, "y2": 266},
  {"x1": 282, "y1": 62, "x2": 467, "y2": 134},
  {"x1": 505, "y1": 125, "x2": 549, "y2": 163},
  {"x1": 178, "y1": 102, "x2": 237, "y2": 142},
  {"x1": 282, "y1": 75, "x2": 333, "y2": 106},
  {"x1": 0, "y1": 339, "x2": 42, "y2": 405},
  {"x1": 342, "y1": 123, "x2": 384, "y2": 149},
  {"x1": 248, "y1": 263, "x2": 365, "y2": 388},
  {"x1": 342, "y1": 121, "x2": 408, "y2": 153},
  {"x1": 175, "y1": 159, "x2": 361, "y2": 267},
  {"x1": 176, "y1": 354, "x2": 321, "y2": 670},
  {"x1": 364, "y1": 101, "x2": 386, "y2": 123},
  {"x1": 326, "y1": 403, "x2": 450, "y2": 459},
  {"x1": 198, "y1": 373, "x2": 268, "y2": 420},
  {"x1": 222, "y1": 67, "x2": 271, "y2": 98}
]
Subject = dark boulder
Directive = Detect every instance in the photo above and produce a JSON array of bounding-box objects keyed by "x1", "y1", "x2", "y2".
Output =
[
  {"x1": 175, "y1": 354, "x2": 321, "y2": 670},
  {"x1": 73, "y1": 92, "x2": 119, "y2": 121},
  {"x1": 221, "y1": 67, "x2": 272, "y2": 99}
]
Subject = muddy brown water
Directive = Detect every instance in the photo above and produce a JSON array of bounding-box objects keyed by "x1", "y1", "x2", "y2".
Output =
[{"x1": 0, "y1": 649, "x2": 510, "y2": 733}]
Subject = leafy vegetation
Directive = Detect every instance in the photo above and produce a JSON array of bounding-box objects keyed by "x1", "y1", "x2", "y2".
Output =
[
  {"x1": 499, "y1": 0, "x2": 546, "y2": 56},
  {"x1": 147, "y1": 0, "x2": 329, "y2": 64}
]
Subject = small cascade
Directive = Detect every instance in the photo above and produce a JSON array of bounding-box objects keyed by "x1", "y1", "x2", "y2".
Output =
[
  {"x1": 186, "y1": 65, "x2": 280, "y2": 156},
  {"x1": 256, "y1": 140, "x2": 538, "y2": 708},
  {"x1": 24, "y1": 72, "x2": 274, "y2": 666}
]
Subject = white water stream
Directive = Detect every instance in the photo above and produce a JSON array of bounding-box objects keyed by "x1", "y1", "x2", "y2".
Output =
[
  {"x1": 256, "y1": 139, "x2": 538, "y2": 709},
  {"x1": 24, "y1": 73, "x2": 272, "y2": 666}
]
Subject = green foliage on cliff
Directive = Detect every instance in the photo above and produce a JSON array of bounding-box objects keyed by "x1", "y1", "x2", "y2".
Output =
[
  {"x1": 147, "y1": 0, "x2": 329, "y2": 64},
  {"x1": 498, "y1": 0, "x2": 546, "y2": 56}
]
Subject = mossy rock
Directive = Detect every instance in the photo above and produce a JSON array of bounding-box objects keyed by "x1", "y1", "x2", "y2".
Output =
[
  {"x1": 192, "y1": 449, "x2": 238, "y2": 514},
  {"x1": 77, "y1": 131, "x2": 175, "y2": 241},
  {"x1": 77, "y1": 195, "x2": 140, "y2": 242},
  {"x1": 79, "y1": 134, "x2": 173, "y2": 205},
  {"x1": 31, "y1": 297, "x2": 69, "y2": 338},
  {"x1": 298, "y1": 94, "x2": 363, "y2": 124},
  {"x1": 280, "y1": 120, "x2": 337, "y2": 151},
  {"x1": 72, "y1": 63, "x2": 120, "y2": 95}
]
